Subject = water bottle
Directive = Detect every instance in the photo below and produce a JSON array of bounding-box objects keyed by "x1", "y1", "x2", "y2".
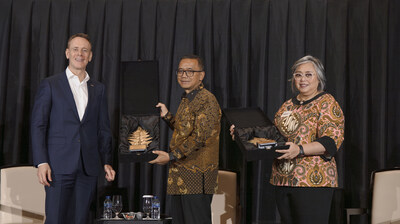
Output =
[
  {"x1": 103, "y1": 196, "x2": 112, "y2": 219},
  {"x1": 151, "y1": 196, "x2": 160, "y2": 219}
]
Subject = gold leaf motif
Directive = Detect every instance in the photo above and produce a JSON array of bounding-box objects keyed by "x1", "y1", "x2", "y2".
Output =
[
  {"x1": 179, "y1": 188, "x2": 188, "y2": 194},
  {"x1": 177, "y1": 177, "x2": 184, "y2": 186},
  {"x1": 332, "y1": 105, "x2": 342, "y2": 118},
  {"x1": 128, "y1": 127, "x2": 152, "y2": 151},
  {"x1": 309, "y1": 165, "x2": 323, "y2": 185},
  {"x1": 198, "y1": 114, "x2": 206, "y2": 119}
]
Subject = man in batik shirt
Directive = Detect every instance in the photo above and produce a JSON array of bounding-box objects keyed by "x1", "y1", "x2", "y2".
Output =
[{"x1": 150, "y1": 55, "x2": 221, "y2": 224}]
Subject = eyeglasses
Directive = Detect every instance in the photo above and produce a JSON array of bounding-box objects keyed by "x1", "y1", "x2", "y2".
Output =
[
  {"x1": 176, "y1": 69, "x2": 203, "y2": 77},
  {"x1": 293, "y1": 73, "x2": 314, "y2": 80}
]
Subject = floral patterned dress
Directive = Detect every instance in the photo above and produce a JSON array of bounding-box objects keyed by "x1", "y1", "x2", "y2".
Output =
[{"x1": 271, "y1": 92, "x2": 345, "y2": 187}]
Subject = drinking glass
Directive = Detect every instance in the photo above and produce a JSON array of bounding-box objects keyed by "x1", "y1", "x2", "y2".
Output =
[
  {"x1": 112, "y1": 195, "x2": 123, "y2": 219},
  {"x1": 142, "y1": 195, "x2": 153, "y2": 220}
]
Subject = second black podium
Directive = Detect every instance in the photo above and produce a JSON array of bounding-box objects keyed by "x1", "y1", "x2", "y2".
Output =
[{"x1": 220, "y1": 107, "x2": 286, "y2": 223}]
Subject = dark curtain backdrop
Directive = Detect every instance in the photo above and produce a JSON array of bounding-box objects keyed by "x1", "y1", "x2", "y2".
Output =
[{"x1": 1, "y1": 0, "x2": 399, "y2": 223}]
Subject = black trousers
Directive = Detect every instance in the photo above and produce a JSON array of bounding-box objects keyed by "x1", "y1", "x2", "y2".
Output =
[
  {"x1": 275, "y1": 186, "x2": 335, "y2": 224},
  {"x1": 167, "y1": 194, "x2": 213, "y2": 224}
]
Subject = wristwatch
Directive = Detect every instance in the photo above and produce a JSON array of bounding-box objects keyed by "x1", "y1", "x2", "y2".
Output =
[
  {"x1": 298, "y1": 145, "x2": 305, "y2": 157},
  {"x1": 168, "y1": 152, "x2": 177, "y2": 161}
]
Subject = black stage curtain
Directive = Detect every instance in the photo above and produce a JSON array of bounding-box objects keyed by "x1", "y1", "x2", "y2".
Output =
[{"x1": 1, "y1": 0, "x2": 399, "y2": 223}]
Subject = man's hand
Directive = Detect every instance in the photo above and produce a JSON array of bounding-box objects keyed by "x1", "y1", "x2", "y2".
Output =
[
  {"x1": 104, "y1": 165, "x2": 116, "y2": 182},
  {"x1": 149, "y1": 150, "x2": 170, "y2": 165},
  {"x1": 156, "y1": 103, "x2": 169, "y2": 117},
  {"x1": 229, "y1": 124, "x2": 235, "y2": 140},
  {"x1": 37, "y1": 163, "x2": 52, "y2": 187}
]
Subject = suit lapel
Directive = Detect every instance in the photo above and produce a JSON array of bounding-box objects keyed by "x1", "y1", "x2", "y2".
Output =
[
  {"x1": 59, "y1": 73, "x2": 80, "y2": 120},
  {"x1": 82, "y1": 80, "x2": 95, "y2": 123}
]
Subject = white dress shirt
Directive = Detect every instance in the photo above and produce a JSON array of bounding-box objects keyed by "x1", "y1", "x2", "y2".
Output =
[{"x1": 66, "y1": 67, "x2": 90, "y2": 121}]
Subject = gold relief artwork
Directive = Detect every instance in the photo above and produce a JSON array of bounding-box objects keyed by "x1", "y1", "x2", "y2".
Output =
[
  {"x1": 128, "y1": 127, "x2": 152, "y2": 151},
  {"x1": 248, "y1": 137, "x2": 275, "y2": 146}
]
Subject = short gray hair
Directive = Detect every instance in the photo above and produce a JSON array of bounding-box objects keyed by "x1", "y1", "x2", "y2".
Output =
[{"x1": 290, "y1": 55, "x2": 326, "y2": 93}]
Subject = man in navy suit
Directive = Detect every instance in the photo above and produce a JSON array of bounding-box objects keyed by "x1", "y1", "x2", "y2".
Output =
[{"x1": 31, "y1": 33, "x2": 116, "y2": 224}]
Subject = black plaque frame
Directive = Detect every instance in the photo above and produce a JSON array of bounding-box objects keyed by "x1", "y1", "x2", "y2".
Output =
[{"x1": 119, "y1": 61, "x2": 160, "y2": 162}]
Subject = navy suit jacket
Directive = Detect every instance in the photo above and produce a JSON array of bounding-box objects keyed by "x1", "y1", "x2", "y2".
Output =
[{"x1": 31, "y1": 72, "x2": 112, "y2": 176}]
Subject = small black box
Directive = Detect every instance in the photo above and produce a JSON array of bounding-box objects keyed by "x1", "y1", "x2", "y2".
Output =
[{"x1": 223, "y1": 108, "x2": 287, "y2": 161}]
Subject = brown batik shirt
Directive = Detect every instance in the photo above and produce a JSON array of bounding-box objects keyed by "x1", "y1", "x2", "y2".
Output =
[{"x1": 163, "y1": 84, "x2": 221, "y2": 195}]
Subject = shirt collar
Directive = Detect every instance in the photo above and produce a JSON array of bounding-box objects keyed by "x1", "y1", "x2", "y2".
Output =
[
  {"x1": 181, "y1": 83, "x2": 204, "y2": 102},
  {"x1": 66, "y1": 67, "x2": 90, "y2": 83},
  {"x1": 292, "y1": 92, "x2": 327, "y2": 105}
]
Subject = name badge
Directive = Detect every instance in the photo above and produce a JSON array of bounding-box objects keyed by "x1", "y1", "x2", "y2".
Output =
[{"x1": 282, "y1": 111, "x2": 292, "y2": 117}]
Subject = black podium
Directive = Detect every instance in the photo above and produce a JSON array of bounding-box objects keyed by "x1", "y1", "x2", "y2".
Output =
[{"x1": 110, "y1": 61, "x2": 160, "y2": 215}]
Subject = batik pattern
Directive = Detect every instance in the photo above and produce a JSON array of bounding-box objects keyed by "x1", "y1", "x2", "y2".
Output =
[
  {"x1": 271, "y1": 93, "x2": 345, "y2": 187},
  {"x1": 164, "y1": 85, "x2": 221, "y2": 194}
]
